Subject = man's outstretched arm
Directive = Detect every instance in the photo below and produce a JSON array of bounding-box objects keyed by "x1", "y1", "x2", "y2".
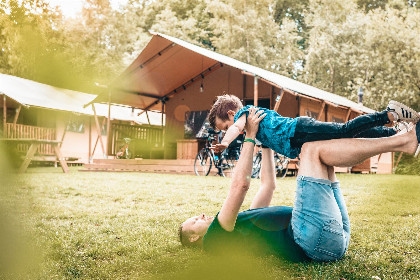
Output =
[
  {"x1": 217, "y1": 108, "x2": 266, "y2": 232},
  {"x1": 212, "y1": 115, "x2": 246, "y2": 153},
  {"x1": 249, "y1": 147, "x2": 277, "y2": 209}
]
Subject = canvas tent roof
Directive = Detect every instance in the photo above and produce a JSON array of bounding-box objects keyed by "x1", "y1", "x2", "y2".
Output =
[
  {"x1": 0, "y1": 73, "x2": 163, "y2": 125},
  {"x1": 88, "y1": 31, "x2": 374, "y2": 114}
]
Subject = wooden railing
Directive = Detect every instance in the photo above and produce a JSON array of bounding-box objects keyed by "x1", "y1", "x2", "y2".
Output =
[
  {"x1": 4, "y1": 123, "x2": 56, "y2": 155},
  {"x1": 110, "y1": 123, "x2": 163, "y2": 158}
]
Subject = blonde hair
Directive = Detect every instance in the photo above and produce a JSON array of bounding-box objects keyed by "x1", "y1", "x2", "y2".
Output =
[{"x1": 209, "y1": 94, "x2": 243, "y2": 129}]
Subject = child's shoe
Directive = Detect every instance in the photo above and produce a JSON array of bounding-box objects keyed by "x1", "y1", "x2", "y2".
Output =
[
  {"x1": 387, "y1": 100, "x2": 420, "y2": 123},
  {"x1": 395, "y1": 121, "x2": 411, "y2": 134}
]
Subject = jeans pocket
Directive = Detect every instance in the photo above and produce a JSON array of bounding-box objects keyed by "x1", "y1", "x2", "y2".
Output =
[{"x1": 314, "y1": 219, "x2": 346, "y2": 261}]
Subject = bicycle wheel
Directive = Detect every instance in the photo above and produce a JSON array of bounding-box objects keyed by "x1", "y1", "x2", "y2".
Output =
[
  {"x1": 251, "y1": 153, "x2": 262, "y2": 179},
  {"x1": 275, "y1": 154, "x2": 289, "y2": 178},
  {"x1": 220, "y1": 149, "x2": 238, "y2": 177},
  {"x1": 194, "y1": 148, "x2": 212, "y2": 176},
  {"x1": 216, "y1": 157, "x2": 233, "y2": 177}
]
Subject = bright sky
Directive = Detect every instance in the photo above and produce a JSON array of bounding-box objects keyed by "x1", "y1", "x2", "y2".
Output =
[{"x1": 45, "y1": 0, "x2": 128, "y2": 18}]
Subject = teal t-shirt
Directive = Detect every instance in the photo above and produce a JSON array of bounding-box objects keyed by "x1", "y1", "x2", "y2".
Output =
[
  {"x1": 203, "y1": 206, "x2": 309, "y2": 262},
  {"x1": 234, "y1": 105, "x2": 299, "y2": 158}
]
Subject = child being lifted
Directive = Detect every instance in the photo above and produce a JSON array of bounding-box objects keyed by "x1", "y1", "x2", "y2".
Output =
[{"x1": 209, "y1": 94, "x2": 420, "y2": 159}]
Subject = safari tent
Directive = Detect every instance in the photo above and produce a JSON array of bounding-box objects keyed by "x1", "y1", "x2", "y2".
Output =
[
  {"x1": 84, "y1": 32, "x2": 393, "y2": 174},
  {"x1": 0, "y1": 73, "x2": 163, "y2": 165}
]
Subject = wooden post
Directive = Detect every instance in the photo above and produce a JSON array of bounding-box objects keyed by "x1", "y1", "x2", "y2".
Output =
[
  {"x1": 146, "y1": 110, "x2": 151, "y2": 125},
  {"x1": 92, "y1": 117, "x2": 107, "y2": 157},
  {"x1": 53, "y1": 144, "x2": 69, "y2": 173},
  {"x1": 18, "y1": 143, "x2": 39, "y2": 173},
  {"x1": 392, "y1": 152, "x2": 394, "y2": 171},
  {"x1": 270, "y1": 86, "x2": 274, "y2": 109},
  {"x1": 88, "y1": 117, "x2": 92, "y2": 163},
  {"x1": 161, "y1": 101, "x2": 165, "y2": 149},
  {"x1": 394, "y1": 152, "x2": 403, "y2": 169},
  {"x1": 297, "y1": 95, "x2": 301, "y2": 117},
  {"x1": 345, "y1": 108, "x2": 352, "y2": 121},
  {"x1": 13, "y1": 105, "x2": 21, "y2": 125},
  {"x1": 91, "y1": 104, "x2": 106, "y2": 158},
  {"x1": 242, "y1": 75, "x2": 246, "y2": 101},
  {"x1": 273, "y1": 88, "x2": 284, "y2": 112},
  {"x1": 325, "y1": 104, "x2": 328, "y2": 122},
  {"x1": 106, "y1": 90, "x2": 111, "y2": 158},
  {"x1": 316, "y1": 101, "x2": 326, "y2": 121},
  {"x1": 3, "y1": 95, "x2": 6, "y2": 137},
  {"x1": 253, "y1": 75, "x2": 258, "y2": 106}
]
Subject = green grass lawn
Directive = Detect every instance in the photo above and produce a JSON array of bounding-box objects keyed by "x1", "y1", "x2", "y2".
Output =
[{"x1": 1, "y1": 167, "x2": 419, "y2": 279}]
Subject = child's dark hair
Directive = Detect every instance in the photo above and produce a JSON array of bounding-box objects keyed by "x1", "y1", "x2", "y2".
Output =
[{"x1": 208, "y1": 94, "x2": 243, "y2": 129}]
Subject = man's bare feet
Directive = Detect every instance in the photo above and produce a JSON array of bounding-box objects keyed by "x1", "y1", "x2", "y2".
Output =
[
  {"x1": 399, "y1": 126, "x2": 419, "y2": 155},
  {"x1": 415, "y1": 124, "x2": 420, "y2": 157}
]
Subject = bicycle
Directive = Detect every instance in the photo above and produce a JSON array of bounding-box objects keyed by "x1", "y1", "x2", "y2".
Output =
[
  {"x1": 116, "y1": 138, "x2": 133, "y2": 159},
  {"x1": 194, "y1": 129, "x2": 241, "y2": 177},
  {"x1": 251, "y1": 147, "x2": 289, "y2": 179}
]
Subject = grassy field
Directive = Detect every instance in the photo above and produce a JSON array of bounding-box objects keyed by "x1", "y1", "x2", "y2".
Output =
[{"x1": 0, "y1": 167, "x2": 419, "y2": 280}]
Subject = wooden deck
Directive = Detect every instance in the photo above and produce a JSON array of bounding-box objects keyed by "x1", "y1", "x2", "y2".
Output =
[
  {"x1": 5, "y1": 123, "x2": 56, "y2": 155},
  {"x1": 79, "y1": 156, "x2": 387, "y2": 175},
  {"x1": 80, "y1": 158, "x2": 230, "y2": 176}
]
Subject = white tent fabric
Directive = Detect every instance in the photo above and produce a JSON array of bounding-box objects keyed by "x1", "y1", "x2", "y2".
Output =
[
  {"x1": 152, "y1": 32, "x2": 374, "y2": 114},
  {"x1": 0, "y1": 73, "x2": 163, "y2": 125}
]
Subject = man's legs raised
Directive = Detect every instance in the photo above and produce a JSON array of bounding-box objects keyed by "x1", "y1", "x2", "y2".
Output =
[
  {"x1": 300, "y1": 126, "x2": 418, "y2": 172},
  {"x1": 327, "y1": 166, "x2": 351, "y2": 249}
]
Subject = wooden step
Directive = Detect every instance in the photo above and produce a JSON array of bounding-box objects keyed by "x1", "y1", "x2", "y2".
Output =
[
  {"x1": 92, "y1": 159, "x2": 195, "y2": 166},
  {"x1": 80, "y1": 159, "x2": 235, "y2": 176},
  {"x1": 83, "y1": 163, "x2": 193, "y2": 172}
]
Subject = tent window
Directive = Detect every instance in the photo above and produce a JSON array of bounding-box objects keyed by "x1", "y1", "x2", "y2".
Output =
[
  {"x1": 332, "y1": 116, "x2": 344, "y2": 123},
  {"x1": 305, "y1": 110, "x2": 319, "y2": 119},
  {"x1": 101, "y1": 123, "x2": 107, "y2": 136},
  {"x1": 66, "y1": 119, "x2": 85, "y2": 133},
  {"x1": 244, "y1": 99, "x2": 270, "y2": 109},
  {"x1": 184, "y1": 111, "x2": 209, "y2": 139}
]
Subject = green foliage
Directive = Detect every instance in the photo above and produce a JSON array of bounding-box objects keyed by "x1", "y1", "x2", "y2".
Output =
[
  {"x1": 1, "y1": 0, "x2": 419, "y2": 171},
  {"x1": 273, "y1": 0, "x2": 310, "y2": 50},
  {"x1": 0, "y1": 0, "x2": 127, "y2": 94},
  {"x1": 0, "y1": 0, "x2": 418, "y2": 110},
  {"x1": 302, "y1": 0, "x2": 420, "y2": 110},
  {"x1": 395, "y1": 153, "x2": 420, "y2": 175},
  {"x1": 205, "y1": 0, "x2": 305, "y2": 77}
]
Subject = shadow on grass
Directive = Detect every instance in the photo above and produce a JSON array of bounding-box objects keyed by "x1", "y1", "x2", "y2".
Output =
[{"x1": 155, "y1": 252, "x2": 292, "y2": 280}]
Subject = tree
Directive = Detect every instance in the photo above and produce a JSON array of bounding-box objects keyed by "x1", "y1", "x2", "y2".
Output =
[
  {"x1": 302, "y1": 0, "x2": 420, "y2": 110},
  {"x1": 0, "y1": 0, "x2": 68, "y2": 83},
  {"x1": 0, "y1": 0, "x2": 129, "y2": 94},
  {"x1": 205, "y1": 0, "x2": 304, "y2": 77},
  {"x1": 141, "y1": 0, "x2": 213, "y2": 48},
  {"x1": 351, "y1": 5, "x2": 420, "y2": 110},
  {"x1": 273, "y1": 0, "x2": 310, "y2": 50}
]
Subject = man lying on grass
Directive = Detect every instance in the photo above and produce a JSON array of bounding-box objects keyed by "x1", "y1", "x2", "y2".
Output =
[{"x1": 179, "y1": 107, "x2": 420, "y2": 262}]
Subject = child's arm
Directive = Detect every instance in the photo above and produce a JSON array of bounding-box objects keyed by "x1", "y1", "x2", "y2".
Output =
[{"x1": 212, "y1": 115, "x2": 246, "y2": 153}]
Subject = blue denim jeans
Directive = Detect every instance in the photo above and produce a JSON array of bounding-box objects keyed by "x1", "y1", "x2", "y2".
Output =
[
  {"x1": 291, "y1": 176, "x2": 351, "y2": 262},
  {"x1": 290, "y1": 110, "x2": 396, "y2": 148}
]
